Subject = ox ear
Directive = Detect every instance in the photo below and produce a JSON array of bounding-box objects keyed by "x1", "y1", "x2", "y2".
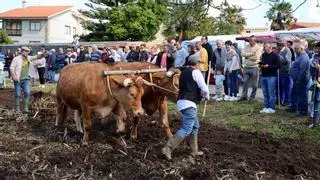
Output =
[{"x1": 111, "y1": 76, "x2": 133, "y2": 87}]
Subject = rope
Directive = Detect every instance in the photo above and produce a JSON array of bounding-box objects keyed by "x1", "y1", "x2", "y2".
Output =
[{"x1": 142, "y1": 79, "x2": 178, "y2": 95}]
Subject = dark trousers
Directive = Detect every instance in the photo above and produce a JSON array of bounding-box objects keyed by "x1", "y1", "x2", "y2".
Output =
[
  {"x1": 290, "y1": 81, "x2": 308, "y2": 115},
  {"x1": 227, "y1": 70, "x2": 239, "y2": 97},
  {"x1": 223, "y1": 72, "x2": 228, "y2": 95},
  {"x1": 37, "y1": 67, "x2": 46, "y2": 85},
  {"x1": 276, "y1": 73, "x2": 292, "y2": 105}
]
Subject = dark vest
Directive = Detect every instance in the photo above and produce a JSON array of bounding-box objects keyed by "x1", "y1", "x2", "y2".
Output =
[{"x1": 178, "y1": 67, "x2": 201, "y2": 104}]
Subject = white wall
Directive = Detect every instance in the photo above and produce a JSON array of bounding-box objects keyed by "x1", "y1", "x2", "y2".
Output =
[
  {"x1": 10, "y1": 20, "x2": 47, "y2": 44},
  {"x1": 47, "y1": 11, "x2": 85, "y2": 43}
]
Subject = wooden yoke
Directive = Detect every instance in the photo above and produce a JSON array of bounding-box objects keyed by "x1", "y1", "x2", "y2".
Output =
[{"x1": 103, "y1": 68, "x2": 167, "y2": 76}]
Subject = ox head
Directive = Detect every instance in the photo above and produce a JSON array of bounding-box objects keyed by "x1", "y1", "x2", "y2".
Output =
[
  {"x1": 152, "y1": 68, "x2": 181, "y2": 101},
  {"x1": 111, "y1": 76, "x2": 145, "y2": 116}
]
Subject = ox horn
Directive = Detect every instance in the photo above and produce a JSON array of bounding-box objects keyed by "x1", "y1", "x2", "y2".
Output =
[
  {"x1": 166, "y1": 71, "x2": 174, "y2": 77},
  {"x1": 123, "y1": 78, "x2": 133, "y2": 87}
]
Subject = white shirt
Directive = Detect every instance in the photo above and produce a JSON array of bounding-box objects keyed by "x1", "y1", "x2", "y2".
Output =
[{"x1": 177, "y1": 69, "x2": 209, "y2": 111}]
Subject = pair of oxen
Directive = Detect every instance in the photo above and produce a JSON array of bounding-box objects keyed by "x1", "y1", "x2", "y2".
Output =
[{"x1": 55, "y1": 62, "x2": 180, "y2": 145}]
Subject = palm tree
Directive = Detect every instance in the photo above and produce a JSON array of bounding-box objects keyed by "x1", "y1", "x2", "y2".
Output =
[
  {"x1": 215, "y1": 0, "x2": 246, "y2": 34},
  {"x1": 265, "y1": 0, "x2": 307, "y2": 30}
]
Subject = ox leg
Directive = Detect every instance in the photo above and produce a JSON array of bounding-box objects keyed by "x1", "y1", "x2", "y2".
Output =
[
  {"x1": 130, "y1": 116, "x2": 139, "y2": 141},
  {"x1": 114, "y1": 104, "x2": 127, "y2": 134},
  {"x1": 55, "y1": 98, "x2": 68, "y2": 126},
  {"x1": 74, "y1": 110, "x2": 83, "y2": 133},
  {"x1": 159, "y1": 96, "x2": 173, "y2": 138},
  {"x1": 82, "y1": 106, "x2": 92, "y2": 145}
]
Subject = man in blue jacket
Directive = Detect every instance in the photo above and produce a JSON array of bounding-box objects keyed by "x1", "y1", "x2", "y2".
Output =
[{"x1": 287, "y1": 41, "x2": 310, "y2": 117}]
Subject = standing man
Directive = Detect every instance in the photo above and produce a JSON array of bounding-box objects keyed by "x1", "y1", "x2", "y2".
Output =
[
  {"x1": 115, "y1": 44, "x2": 125, "y2": 61},
  {"x1": 287, "y1": 41, "x2": 296, "y2": 62},
  {"x1": 77, "y1": 45, "x2": 89, "y2": 63},
  {"x1": 213, "y1": 40, "x2": 228, "y2": 95},
  {"x1": 287, "y1": 41, "x2": 310, "y2": 117},
  {"x1": 259, "y1": 43, "x2": 281, "y2": 114},
  {"x1": 174, "y1": 42, "x2": 188, "y2": 68},
  {"x1": 90, "y1": 45, "x2": 101, "y2": 62},
  {"x1": 276, "y1": 40, "x2": 292, "y2": 106},
  {"x1": 311, "y1": 42, "x2": 320, "y2": 79},
  {"x1": 139, "y1": 44, "x2": 149, "y2": 61},
  {"x1": 162, "y1": 54, "x2": 209, "y2": 160},
  {"x1": 47, "y1": 49, "x2": 57, "y2": 83},
  {"x1": 195, "y1": 41, "x2": 208, "y2": 78},
  {"x1": 239, "y1": 36, "x2": 263, "y2": 101},
  {"x1": 202, "y1": 36, "x2": 213, "y2": 79},
  {"x1": 126, "y1": 44, "x2": 140, "y2": 62},
  {"x1": 10, "y1": 47, "x2": 35, "y2": 113}
]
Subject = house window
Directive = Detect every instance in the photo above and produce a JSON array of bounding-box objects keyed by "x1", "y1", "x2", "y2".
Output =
[
  {"x1": 29, "y1": 22, "x2": 41, "y2": 31},
  {"x1": 65, "y1": 25, "x2": 71, "y2": 34},
  {"x1": 3, "y1": 20, "x2": 22, "y2": 36},
  {"x1": 73, "y1": 27, "x2": 76, "y2": 35}
]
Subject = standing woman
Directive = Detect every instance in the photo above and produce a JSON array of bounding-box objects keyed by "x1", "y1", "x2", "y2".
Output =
[
  {"x1": 35, "y1": 52, "x2": 46, "y2": 88},
  {"x1": 224, "y1": 40, "x2": 241, "y2": 101}
]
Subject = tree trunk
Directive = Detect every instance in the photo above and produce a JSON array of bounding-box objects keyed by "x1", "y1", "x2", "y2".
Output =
[{"x1": 178, "y1": 31, "x2": 184, "y2": 43}]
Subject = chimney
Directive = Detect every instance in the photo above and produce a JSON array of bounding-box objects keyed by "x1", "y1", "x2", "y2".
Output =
[{"x1": 22, "y1": 0, "x2": 27, "y2": 8}]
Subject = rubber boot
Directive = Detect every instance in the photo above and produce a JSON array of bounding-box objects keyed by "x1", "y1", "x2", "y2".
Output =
[
  {"x1": 161, "y1": 134, "x2": 184, "y2": 160},
  {"x1": 188, "y1": 134, "x2": 204, "y2": 157},
  {"x1": 23, "y1": 98, "x2": 30, "y2": 113},
  {"x1": 14, "y1": 98, "x2": 20, "y2": 113}
]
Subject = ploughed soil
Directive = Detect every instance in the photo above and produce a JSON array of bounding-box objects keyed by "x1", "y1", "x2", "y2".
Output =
[{"x1": 0, "y1": 88, "x2": 320, "y2": 179}]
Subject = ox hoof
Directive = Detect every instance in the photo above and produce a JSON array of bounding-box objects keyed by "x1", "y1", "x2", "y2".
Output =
[
  {"x1": 130, "y1": 135, "x2": 137, "y2": 141},
  {"x1": 77, "y1": 128, "x2": 84, "y2": 134},
  {"x1": 116, "y1": 127, "x2": 126, "y2": 134},
  {"x1": 82, "y1": 141, "x2": 89, "y2": 146}
]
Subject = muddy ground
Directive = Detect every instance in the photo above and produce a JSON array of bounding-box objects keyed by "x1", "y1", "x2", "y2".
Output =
[{"x1": 0, "y1": 88, "x2": 320, "y2": 180}]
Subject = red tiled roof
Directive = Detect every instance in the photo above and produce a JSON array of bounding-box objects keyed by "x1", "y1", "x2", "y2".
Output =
[
  {"x1": 288, "y1": 22, "x2": 320, "y2": 30},
  {"x1": 0, "y1": 6, "x2": 72, "y2": 19}
]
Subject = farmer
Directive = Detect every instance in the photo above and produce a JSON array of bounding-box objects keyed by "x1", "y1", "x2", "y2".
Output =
[
  {"x1": 10, "y1": 47, "x2": 35, "y2": 113},
  {"x1": 162, "y1": 54, "x2": 209, "y2": 160}
]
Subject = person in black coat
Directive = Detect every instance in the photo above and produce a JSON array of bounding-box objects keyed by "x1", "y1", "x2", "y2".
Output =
[
  {"x1": 139, "y1": 44, "x2": 149, "y2": 61},
  {"x1": 126, "y1": 44, "x2": 140, "y2": 62},
  {"x1": 156, "y1": 45, "x2": 174, "y2": 70}
]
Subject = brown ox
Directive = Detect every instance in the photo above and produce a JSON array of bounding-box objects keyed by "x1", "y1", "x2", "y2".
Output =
[
  {"x1": 111, "y1": 62, "x2": 180, "y2": 140},
  {"x1": 55, "y1": 62, "x2": 145, "y2": 145}
]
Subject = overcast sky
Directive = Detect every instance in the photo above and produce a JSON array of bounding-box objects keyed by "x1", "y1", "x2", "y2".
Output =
[{"x1": 1, "y1": 0, "x2": 319, "y2": 28}]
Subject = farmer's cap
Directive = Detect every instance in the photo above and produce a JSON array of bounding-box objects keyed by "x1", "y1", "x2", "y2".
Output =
[
  {"x1": 186, "y1": 54, "x2": 200, "y2": 65},
  {"x1": 21, "y1": 46, "x2": 30, "y2": 52}
]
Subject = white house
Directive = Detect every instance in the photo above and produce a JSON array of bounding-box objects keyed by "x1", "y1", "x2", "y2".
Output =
[{"x1": 0, "y1": 6, "x2": 88, "y2": 44}]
